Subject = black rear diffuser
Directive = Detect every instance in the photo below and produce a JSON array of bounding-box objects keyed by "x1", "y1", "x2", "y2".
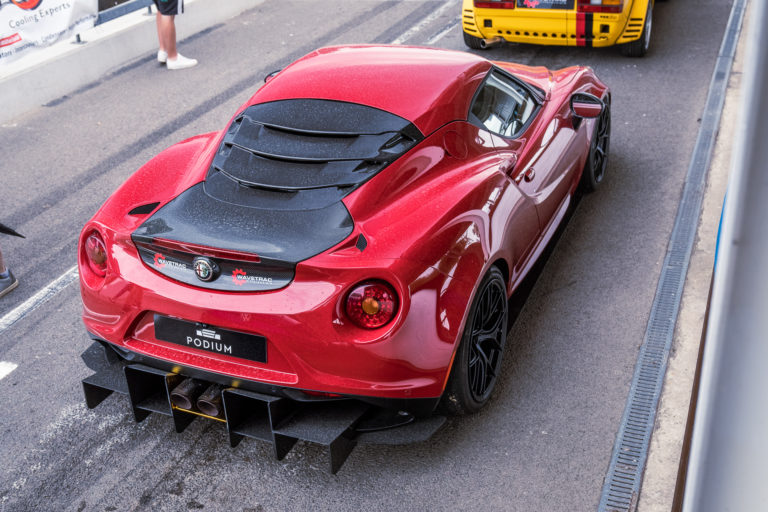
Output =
[{"x1": 81, "y1": 341, "x2": 445, "y2": 473}]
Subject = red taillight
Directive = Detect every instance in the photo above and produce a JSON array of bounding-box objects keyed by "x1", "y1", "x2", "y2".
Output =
[
  {"x1": 577, "y1": 0, "x2": 623, "y2": 13},
  {"x1": 474, "y1": 1, "x2": 515, "y2": 8},
  {"x1": 345, "y1": 281, "x2": 399, "y2": 329},
  {"x1": 84, "y1": 231, "x2": 108, "y2": 277}
]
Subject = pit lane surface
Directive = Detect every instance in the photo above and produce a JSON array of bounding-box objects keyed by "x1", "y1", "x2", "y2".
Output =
[{"x1": 0, "y1": 1, "x2": 733, "y2": 510}]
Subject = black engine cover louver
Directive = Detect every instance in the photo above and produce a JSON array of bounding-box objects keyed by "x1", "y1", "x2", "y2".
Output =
[
  {"x1": 206, "y1": 99, "x2": 423, "y2": 209},
  {"x1": 133, "y1": 99, "x2": 423, "y2": 291}
]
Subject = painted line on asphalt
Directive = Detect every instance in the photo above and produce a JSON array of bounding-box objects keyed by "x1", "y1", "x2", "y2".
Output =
[
  {"x1": 0, "y1": 266, "x2": 79, "y2": 336},
  {"x1": 427, "y1": 20, "x2": 459, "y2": 45},
  {"x1": 389, "y1": 0, "x2": 456, "y2": 45},
  {"x1": 0, "y1": 361, "x2": 18, "y2": 380}
]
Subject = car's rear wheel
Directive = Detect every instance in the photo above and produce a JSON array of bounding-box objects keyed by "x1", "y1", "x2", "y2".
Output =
[
  {"x1": 620, "y1": 1, "x2": 652, "y2": 57},
  {"x1": 463, "y1": 31, "x2": 485, "y2": 50},
  {"x1": 580, "y1": 95, "x2": 611, "y2": 192},
  {"x1": 440, "y1": 266, "x2": 508, "y2": 415}
]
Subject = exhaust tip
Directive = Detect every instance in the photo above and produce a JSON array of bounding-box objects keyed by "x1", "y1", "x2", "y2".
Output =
[
  {"x1": 197, "y1": 384, "x2": 225, "y2": 417},
  {"x1": 170, "y1": 378, "x2": 207, "y2": 410},
  {"x1": 480, "y1": 36, "x2": 504, "y2": 49}
]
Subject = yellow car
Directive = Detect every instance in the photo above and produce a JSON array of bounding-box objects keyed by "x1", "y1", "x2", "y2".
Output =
[{"x1": 462, "y1": 0, "x2": 653, "y2": 56}]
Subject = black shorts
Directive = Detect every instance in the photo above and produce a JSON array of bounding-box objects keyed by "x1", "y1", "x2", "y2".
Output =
[{"x1": 153, "y1": 0, "x2": 184, "y2": 16}]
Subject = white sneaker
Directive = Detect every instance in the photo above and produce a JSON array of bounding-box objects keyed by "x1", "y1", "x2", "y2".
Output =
[
  {"x1": 167, "y1": 53, "x2": 198, "y2": 70},
  {"x1": 157, "y1": 50, "x2": 168, "y2": 64}
]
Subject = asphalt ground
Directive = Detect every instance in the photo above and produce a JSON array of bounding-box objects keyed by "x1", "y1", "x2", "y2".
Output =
[{"x1": 0, "y1": 0, "x2": 736, "y2": 510}]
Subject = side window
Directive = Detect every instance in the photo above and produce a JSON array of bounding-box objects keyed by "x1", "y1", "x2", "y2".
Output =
[{"x1": 470, "y1": 71, "x2": 537, "y2": 138}]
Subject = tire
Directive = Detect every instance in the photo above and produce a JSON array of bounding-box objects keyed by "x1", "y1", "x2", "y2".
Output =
[
  {"x1": 463, "y1": 31, "x2": 485, "y2": 50},
  {"x1": 440, "y1": 266, "x2": 508, "y2": 415},
  {"x1": 580, "y1": 95, "x2": 611, "y2": 193},
  {"x1": 620, "y1": 1, "x2": 652, "y2": 57}
]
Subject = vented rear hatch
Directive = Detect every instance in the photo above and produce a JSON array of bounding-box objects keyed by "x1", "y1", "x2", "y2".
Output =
[{"x1": 132, "y1": 99, "x2": 423, "y2": 291}]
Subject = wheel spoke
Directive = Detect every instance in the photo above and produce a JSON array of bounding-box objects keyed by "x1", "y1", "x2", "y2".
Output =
[
  {"x1": 594, "y1": 153, "x2": 604, "y2": 167},
  {"x1": 481, "y1": 303, "x2": 503, "y2": 332},
  {"x1": 473, "y1": 290, "x2": 504, "y2": 335},
  {"x1": 466, "y1": 277, "x2": 508, "y2": 401},
  {"x1": 473, "y1": 342, "x2": 497, "y2": 379},
  {"x1": 478, "y1": 333, "x2": 503, "y2": 351},
  {"x1": 469, "y1": 351, "x2": 485, "y2": 393},
  {"x1": 586, "y1": 105, "x2": 610, "y2": 186}
]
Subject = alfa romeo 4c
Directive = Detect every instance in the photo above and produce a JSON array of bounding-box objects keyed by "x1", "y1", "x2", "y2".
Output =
[{"x1": 79, "y1": 45, "x2": 610, "y2": 472}]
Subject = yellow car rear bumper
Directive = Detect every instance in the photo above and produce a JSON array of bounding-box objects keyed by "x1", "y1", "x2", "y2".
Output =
[{"x1": 462, "y1": 0, "x2": 649, "y2": 48}]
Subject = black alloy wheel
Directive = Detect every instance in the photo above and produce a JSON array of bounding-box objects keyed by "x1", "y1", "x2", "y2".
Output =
[
  {"x1": 440, "y1": 266, "x2": 508, "y2": 415},
  {"x1": 580, "y1": 95, "x2": 611, "y2": 192}
]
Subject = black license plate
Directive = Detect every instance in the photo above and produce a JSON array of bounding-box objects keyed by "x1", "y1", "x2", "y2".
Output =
[{"x1": 154, "y1": 314, "x2": 267, "y2": 363}]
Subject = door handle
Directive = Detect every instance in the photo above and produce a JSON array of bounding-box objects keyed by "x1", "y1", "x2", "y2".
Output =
[
  {"x1": 499, "y1": 155, "x2": 517, "y2": 174},
  {"x1": 514, "y1": 167, "x2": 535, "y2": 184}
]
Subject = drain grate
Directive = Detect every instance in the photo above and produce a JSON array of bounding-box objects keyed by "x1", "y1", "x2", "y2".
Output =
[{"x1": 597, "y1": 1, "x2": 747, "y2": 510}]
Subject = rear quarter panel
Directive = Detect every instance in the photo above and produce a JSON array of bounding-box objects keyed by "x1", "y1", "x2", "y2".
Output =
[{"x1": 341, "y1": 121, "x2": 540, "y2": 356}]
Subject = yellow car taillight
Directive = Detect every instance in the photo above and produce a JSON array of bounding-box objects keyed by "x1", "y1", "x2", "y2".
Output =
[{"x1": 577, "y1": 0, "x2": 623, "y2": 13}]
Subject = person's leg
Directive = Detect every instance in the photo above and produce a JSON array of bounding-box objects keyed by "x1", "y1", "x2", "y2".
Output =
[
  {"x1": 0, "y1": 246, "x2": 6, "y2": 274},
  {"x1": 155, "y1": 11, "x2": 164, "y2": 53},
  {"x1": 155, "y1": 0, "x2": 196, "y2": 70},
  {"x1": 156, "y1": 12, "x2": 177, "y2": 59}
]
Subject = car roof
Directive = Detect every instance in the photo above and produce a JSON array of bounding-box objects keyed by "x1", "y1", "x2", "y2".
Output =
[{"x1": 248, "y1": 45, "x2": 493, "y2": 135}]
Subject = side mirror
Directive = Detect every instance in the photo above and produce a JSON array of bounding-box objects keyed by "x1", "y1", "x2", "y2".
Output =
[
  {"x1": 570, "y1": 92, "x2": 603, "y2": 119},
  {"x1": 264, "y1": 69, "x2": 282, "y2": 83}
]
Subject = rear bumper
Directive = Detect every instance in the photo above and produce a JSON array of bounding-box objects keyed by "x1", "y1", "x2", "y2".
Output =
[
  {"x1": 84, "y1": 337, "x2": 443, "y2": 415},
  {"x1": 80, "y1": 225, "x2": 460, "y2": 401},
  {"x1": 81, "y1": 340, "x2": 446, "y2": 473},
  {"x1": 463, "y1": 2, "x2": 646, "y2": 48}
]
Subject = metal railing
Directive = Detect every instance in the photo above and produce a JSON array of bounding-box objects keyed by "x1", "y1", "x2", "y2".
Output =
[
  {"x1": 75, "y1": 0, "x2": 153, "y2": 43},
  {"x1": 96, "y1": 0, "x2": 153, "y2": 25}
]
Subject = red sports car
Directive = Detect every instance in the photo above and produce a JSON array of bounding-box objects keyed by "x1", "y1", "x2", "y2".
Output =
[{"x1": 79, "y1": 45, "x2": 609, "y2": 472}]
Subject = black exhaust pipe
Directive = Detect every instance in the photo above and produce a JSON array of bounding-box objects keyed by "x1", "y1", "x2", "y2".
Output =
[
  {"x1": 170, "y1": 378, "x2": 207, "y2": 410},
  {"x1": 196, "y1": 384, "x2": 225, "y2": 417}
]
